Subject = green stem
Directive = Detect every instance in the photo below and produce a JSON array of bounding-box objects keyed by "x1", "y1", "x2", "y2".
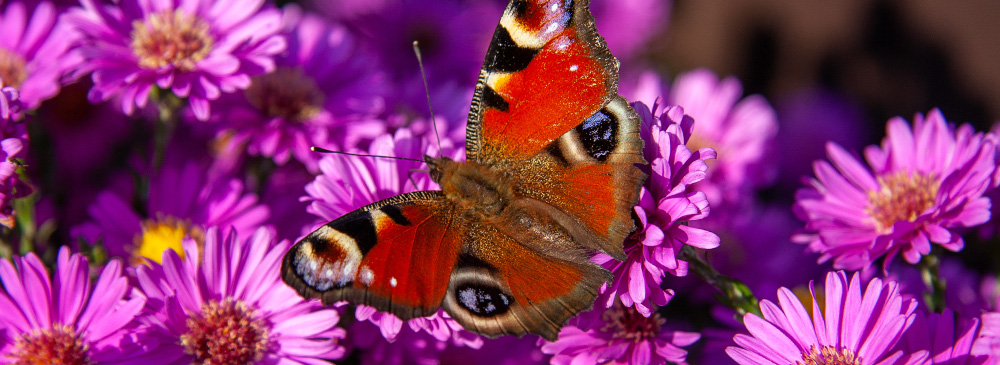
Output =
[
  {"x1": 680, "y1": 245, "x2": 762, "y2": 319},
  {"x1": 918, "y1": 252, "x2": 946, "y2": 313}
]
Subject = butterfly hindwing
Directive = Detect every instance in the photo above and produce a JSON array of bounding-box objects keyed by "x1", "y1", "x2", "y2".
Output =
[
  {"x1": 282, "y1": 191, "x2": 465, "y2": 319},
  {"x1": 442, "y1": 221, "x2": 611, "y2": 341}
]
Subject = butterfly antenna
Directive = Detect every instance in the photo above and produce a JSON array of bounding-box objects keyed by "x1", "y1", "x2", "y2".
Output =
[
  {"x1": 413, "y1": 40, "x2": 443, "y2": 157},
  {"x1": 311, "y1": 146, "x2": 424, "y2": 163}
]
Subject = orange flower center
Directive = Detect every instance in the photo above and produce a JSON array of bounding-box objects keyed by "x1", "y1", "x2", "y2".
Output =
[
  {"x1": 0, "y1": 47, "x2": 27, "y2": 88},
  {"x1": 866, "y1": 170, "x2": 939, "y2": 233},
  {"x1": 131, "y1": 10, "x2": 214, "y2": 71},
  {"x1": 798, "y1": 345, "x2": 861, "y2": 365},
  {"x1": 181, "y1": 298, "x2": 270, "y2": 364},
  {"x1": 245, "y1": 67, "x2": 325, "y2": 122},
  {"x1": 6, "y1": 324, "x2": 91, "y2": 365}
]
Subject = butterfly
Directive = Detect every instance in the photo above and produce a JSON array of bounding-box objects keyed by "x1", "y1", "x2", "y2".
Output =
[{"x1": 281, "y1": 0, "x2": 645, "y2": 341}]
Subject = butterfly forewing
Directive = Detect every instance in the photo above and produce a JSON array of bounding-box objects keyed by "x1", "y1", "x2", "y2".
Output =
[{"x1": 282, "y1": 191, "x2": 464, "y2": 319}]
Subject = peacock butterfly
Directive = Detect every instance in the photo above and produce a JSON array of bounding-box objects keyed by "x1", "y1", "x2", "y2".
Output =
[{"x1": 281, "y1": 0, "x2": 645, "y2": 341}]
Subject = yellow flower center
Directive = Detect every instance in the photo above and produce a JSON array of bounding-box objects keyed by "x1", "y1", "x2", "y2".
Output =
[
  {"x1": 6, "y1": 324, "x2": 91, "y2": 365},
  {"x1": 181, "y1": 298, "x2": 270, "y2": 364},
  {"x1": 131, "y1": 10, "x2": 214, "y2": 71},
  {"x1": 134, "y1": 216, "x2": 202, "y2": 264},
  {"x1": 0, "y1": 47, "x2": 27, "y2": 88},
  {"x1": 244, "y1": 67, "x2": 325, "y2": 122},
  {"x1": 866, "y1": 171, "x2": 940, "y2": 233},
  {"x1": 798, "y1": 345, "x2": 861, "y2": 365}
]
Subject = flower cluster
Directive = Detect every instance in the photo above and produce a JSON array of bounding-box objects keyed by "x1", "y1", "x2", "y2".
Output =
[{"x1": 1, "y1": 0, "x2": 999, "y2": 363}]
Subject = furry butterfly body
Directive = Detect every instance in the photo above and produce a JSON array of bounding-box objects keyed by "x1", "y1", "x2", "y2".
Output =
[{"x1": 282, "y1": 0, "x2": 645, "y2": 341}]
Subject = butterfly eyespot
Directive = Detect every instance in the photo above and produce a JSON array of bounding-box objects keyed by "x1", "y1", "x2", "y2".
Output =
[
  {"x1": 576, "y1": 109, "x2": 618, "y2": 161},
  {"x1": 456, "y1": 284, "x2": 513, "y2": 317}
]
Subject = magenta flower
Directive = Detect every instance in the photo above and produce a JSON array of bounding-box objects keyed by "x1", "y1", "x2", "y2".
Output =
[
  {"x1": 726, "y1": 271, "x2": 920, "y2": 364},
  {"x1": 894, "y1": 308, "x2": 987, "y2": 364},
  {"x1": 214, "y1": 7, "x2": 387, "y2": 171},
  {"x1": 0, "y1": 1, "x2": 76, "y2": 112},
  {"x1": 973, "y1": 312, "x2": 1000, "y2": 361},
  {"x1": 0, "y1": 78, "x2": 18, "y2": 120},
  {"x1": 591, "y1": 0, "x2": 672, "y2": 62},
  {"x1": 350, "y1": 307, "x2": 484, "y2": 365},
  {"x1": 595, "y1": 102, "x2": 720, "y2": 316},
  {"x1": 667, "y1": 69, "x2": 778, "y2": 217},
  {"x1": 794, "y1": 109, "x2": 998, "y2": 270},
  {"x1": 65, "y1": 0, "x2": 287, "y2": 120},
  {"x1": 134, "y1": 227, "x2": 345, "y2": 363},
  {"x1": 0, "y1": 247, "x2": 149, "y2": 363},
  {"x1": 541, "y1": 304, "x2": 700, "y2": 365},
  {"x1": 304, "y1": 127, "x2": 458, "y2": 228},
  {"x1": 72, "y1": 161, "x2": 269, "y2": 262}
]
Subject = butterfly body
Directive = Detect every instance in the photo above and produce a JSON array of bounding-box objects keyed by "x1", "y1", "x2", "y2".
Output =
[{"x1": 283, "y1": 0, "x2": 645, "y2": 341}]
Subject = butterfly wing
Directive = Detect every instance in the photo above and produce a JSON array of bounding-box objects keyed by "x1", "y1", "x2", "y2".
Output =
[
  {"x1": 467, "y1": 0, "x2": 644, "y2": 258},
  {"x1": 435, "y1": 0, "x2": 645, "y2": 340},
  {"x1": 282, "y1": 191, "x2": 465, "y2": 319}
]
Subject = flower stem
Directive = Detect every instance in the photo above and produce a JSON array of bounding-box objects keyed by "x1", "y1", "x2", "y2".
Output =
[
  {"x1": 918, "y1": 252, "x2": 946, "y2": 313},
  {"x1": 680, "y1": 245, "x2": 762, "y2": 319},
  {"x1": 152, "y1": 90, "x2": 183, "y2": 171}
]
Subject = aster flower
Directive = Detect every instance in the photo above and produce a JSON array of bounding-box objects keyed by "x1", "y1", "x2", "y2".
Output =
[
  {"x1": 0, "y1": 1, "x2": 76, "y2": 112},
  {"x1": 973, "y1": 312, "x2": 1000, "y2": 360},
  {"x1": 726, "y1": 271, "x2": 920, "y2": 364},
  {"x1": 894, "y1": 308, "x2": 987, "y2": 364},
  {"x1": 793, "y1": 109, "x2": 998, "y2": 270},
  {"x1": 0, "y1": 77, "x2": 20, "y2": 120},
  {"x1": 304, "y1": 127, "x2": 457, "y2": 227},
  {"x1": 0, "y1": 247, "x2": 149, "y2": 363},
  {"x1": 214, "y1": 7, "x2": 387, "y2": 171},
  {"x1": 134, "y1": 227, "x2": 346, "y2": 363},
  {"x1": 65, "y1": 0, "x2": 287, "y2": 120},
  {"x1": 666, "y1": 69, "x2": 778, "y2": 218},
  {"x1": 594, "y1": 102, "x2": 720, "y2": 316},
  {"x1": 72, "y1": 161, "x2": 269, "y2": 262},
  {"x1": 350, "y1": 308, "x2": 484, "y2": 365},
  {"x1": 541, "y1": 304, "x2": 700, "y2": 365}
]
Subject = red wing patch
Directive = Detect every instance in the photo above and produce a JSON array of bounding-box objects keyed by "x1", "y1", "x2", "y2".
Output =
[{"x1": 282, "y1": 192, "x2": 465, "y2": 319}]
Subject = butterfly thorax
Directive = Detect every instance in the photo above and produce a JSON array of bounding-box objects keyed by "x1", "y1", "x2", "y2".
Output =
[{"x1": 424, "y1": 155, "x2": 513, "y2": 218}]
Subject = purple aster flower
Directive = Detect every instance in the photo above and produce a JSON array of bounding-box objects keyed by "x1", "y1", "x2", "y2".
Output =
[
  {"x1": 541, "y1": 304, "x2": 700, "y2": 365},
  {"x1": 440, "y1": 335, "x2": 549, "y2": 365},
  {"x1": 72, "y1": 161, "x2": 269, "y2": 262},
  {"x1": 310, "y1": 0, "x2": 500, "y2": 123},
  {"x1": 973, "y1": 312, "x2": 1000, "y2": 360},
  {"x1": 591, "y1": 0, "x2": 671, "y2": 63},
  {"x1": 1, "y1": 77, "x2": 21, "y2": 120},
  {"x1": 0, "y1": 79, "x2": 27, "y2": 227},
  {"x1": 350, "y1": 306, "x2": 483, "y2": 365},
  {"x1": 304, "y1": 127, "x2": 459, "y2": 227},
  {"x1": 667, "y1": 69, "x2": 778, "y2": 218},
  {"x1": 894, "y1": 308, "x2": 987, "y2": 364},
  {"x1": 65, "y1": 0, "x2": 287, "y2": 120},
  {"x1": 595, "y1": 102, "x2": 720, "y2": 316},
  {"x1": 134, "y1": 227, "x2": 346, "y2": 363},
  {"x1": 214, "y1": 6, "x2": 387, "y2": 171},
  {"x1": 726, "y1": 271, "x2": 920, "y2": 364},
  {"x1": 0, "y1": 247, "x2": 149, "y2": 363},
  {"x1": 0, "y1": 1, "x2": 76, "y2": 112},
  {"x1": 793, "y1": 109, "x2": 998, "y2": 270}
]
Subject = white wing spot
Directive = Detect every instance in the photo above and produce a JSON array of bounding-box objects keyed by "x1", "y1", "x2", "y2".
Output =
[
  {"x1": 549, "y1": 3, "x2": 558, "y2": 12},
  {"x1": 569, "y1": 64, "x2": 578, "y2": 71},
  {"x1": 359, "y1": 266, "x2": 374, "y2": 287},
  {"x1": 546, "y1": 22, "x2": 560, "y2": 34},
  {"x1": 324, "y1": 269, "x2": 334, "y2": 278},
  {"x1": 390, "y1": 277, "x2": 398, "y2": 288}
]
